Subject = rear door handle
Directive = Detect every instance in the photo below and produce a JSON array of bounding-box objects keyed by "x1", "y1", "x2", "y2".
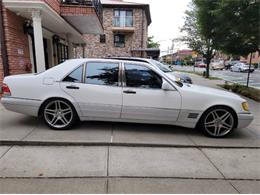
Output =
[
  {"x1": 66, "y1": 85, "x2": 80, "y2": 90},
  {"x1": 123, "y1": 90, "x2": 136, "y2": 94}
]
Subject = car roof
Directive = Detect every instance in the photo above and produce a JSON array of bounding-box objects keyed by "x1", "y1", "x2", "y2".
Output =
[
  {"x1": 106, "y1": 57, "x2": 152, "y2": 63},
  {"x1": 41, "y1": 58, "x2": 159, "y2": 81}
]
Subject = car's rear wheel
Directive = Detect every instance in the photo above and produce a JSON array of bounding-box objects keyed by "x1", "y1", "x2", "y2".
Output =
[
  {"x1": 42, "y1": 99, "x2": 77, "y2": 130},
  {"x1": 199, "y1": 107, "x2": 236, "y2": 138}
]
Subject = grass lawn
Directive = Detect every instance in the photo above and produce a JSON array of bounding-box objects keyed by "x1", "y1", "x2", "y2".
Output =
[
  {"x1": 218, "y1": 83, "x2": 260, "y2": 102},
  {"x1": 174, "y1": 70, "x2": 222, "y2": 80}
]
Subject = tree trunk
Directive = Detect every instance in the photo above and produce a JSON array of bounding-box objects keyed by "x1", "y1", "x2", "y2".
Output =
[{"x1": 205, "y1": 57, "x2": 211, "y2": 78}]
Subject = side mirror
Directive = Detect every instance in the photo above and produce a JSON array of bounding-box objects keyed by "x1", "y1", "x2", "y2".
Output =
[{"x1": 162, "y1": 80, "x2": 175, "y2": 91}]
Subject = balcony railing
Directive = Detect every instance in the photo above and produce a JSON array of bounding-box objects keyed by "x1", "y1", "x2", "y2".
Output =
[
  {"x1": 113, "y1": 16, "x2": 133, "y2": 28},
  {"x1": 61, "y1": 0, "x2": 103, "y2": 22}
]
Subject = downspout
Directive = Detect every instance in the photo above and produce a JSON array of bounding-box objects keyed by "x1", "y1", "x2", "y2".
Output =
[
  {"x1": 141, "y1": 9, "x2": 144, "y2": 57},
  {"x1": 0, "y1": 0, "x2": 9, "y2": 76}
]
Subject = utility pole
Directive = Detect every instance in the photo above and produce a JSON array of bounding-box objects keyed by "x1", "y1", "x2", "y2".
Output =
[{"x1": 246, "y1": 52, "x2": 253, "y2": 87}]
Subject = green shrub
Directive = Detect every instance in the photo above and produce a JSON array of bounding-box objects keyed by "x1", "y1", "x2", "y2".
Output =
[{"x1": 218, "y1": 83, "x2": 260, "y2": 102}]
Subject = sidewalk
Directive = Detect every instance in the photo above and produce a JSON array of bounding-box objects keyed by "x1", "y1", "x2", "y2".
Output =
[{"x1": 0, "y1": 145, "x2": 259, "y2": 193}]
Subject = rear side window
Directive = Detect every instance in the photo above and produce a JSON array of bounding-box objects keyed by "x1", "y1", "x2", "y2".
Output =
[
  {"x1": 85, "y1": 62, "x2": 119, "y2": 86},
  {"x1": 63, "y1": 65, "x2": 83, "y2": 83},
  {"x1": 124, "y1": 64, "x2": 162, "y2": 89}
]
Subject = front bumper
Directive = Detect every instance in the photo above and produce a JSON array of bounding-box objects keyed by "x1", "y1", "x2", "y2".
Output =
[{"x1": 237, "y1": 113, "x2": 254, "y2": 129}]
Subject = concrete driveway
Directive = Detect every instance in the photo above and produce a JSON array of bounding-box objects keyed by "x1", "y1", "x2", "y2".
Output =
[{"x1": 0, "y1": 75, "x2": 259, "y2": 193}]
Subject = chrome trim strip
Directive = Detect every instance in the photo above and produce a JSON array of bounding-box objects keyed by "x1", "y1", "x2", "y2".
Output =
[{"x1": 2, "y1": 97, "x2": 42, "y2": 101}]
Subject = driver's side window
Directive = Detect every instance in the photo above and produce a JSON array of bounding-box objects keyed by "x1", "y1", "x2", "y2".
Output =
[{"x1": 124, "y1": 64, "x2": 162, "y2": 89}]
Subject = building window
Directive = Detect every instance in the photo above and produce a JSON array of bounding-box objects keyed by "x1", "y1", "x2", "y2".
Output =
[
  {"x1": 57, "y1": 43, "x2": 68, "y2": 63},
  {"x1": 114, "y1": 34, "x2": 125, "y2": 48},
  {"x1": 113, "y1": 9, "x2": 133, "y2": 27},
  {"x1": 100, "y1": 34, "x2": 106, "y2": 43}
]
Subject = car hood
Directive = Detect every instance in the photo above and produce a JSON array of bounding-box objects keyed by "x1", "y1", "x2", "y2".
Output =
[
  {"x1": 182, "y1": 84, "x2": 244, "y2": 101},
  {"x1": 166, "y1": 72, "x2": 190, "y2": 80}
]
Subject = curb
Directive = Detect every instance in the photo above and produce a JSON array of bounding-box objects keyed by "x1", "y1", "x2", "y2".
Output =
[{"x1": 0, "y1": 140, "x2": 259, "y2": 149}]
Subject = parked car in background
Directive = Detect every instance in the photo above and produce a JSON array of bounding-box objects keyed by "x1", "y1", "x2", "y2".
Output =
[
  {"x1": 1, "y1": 58, "x2": 253, "y2": 138},
  {"x1": 108, "y1": 57, "x2": 193, "y2": 84},
  {"x1": 225, "y1": 60, "x2": 240, "y2": 70},
  {"x1": 210, "y1": 60, "x2": 225, "y2": 70},
  {"x1": 195, "y1": 61, "x2": 207, "y2": 68},
  {"x1": 230, "y1": 63, "x2": 255, "y2": 73}
]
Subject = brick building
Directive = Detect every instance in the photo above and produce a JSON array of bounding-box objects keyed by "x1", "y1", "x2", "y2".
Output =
[
  {"x1": 0, "y1": 0, "x2": 103, "y2": 86},
  {"x1": 84, "y1": 0, "x2": 151, "y2": 58},
  {"x1": 240, "y1": 51, "x2": 260, "y2": 65}
]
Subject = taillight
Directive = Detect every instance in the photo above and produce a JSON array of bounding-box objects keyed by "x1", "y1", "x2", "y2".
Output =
[{"x1": 2, "y1": 83, "x2": 11, "y2": 96}]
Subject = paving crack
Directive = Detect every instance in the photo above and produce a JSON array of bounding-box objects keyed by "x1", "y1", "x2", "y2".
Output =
[
  {"x1": 228, "y1": 180, "x2": 241, "y2": 194},
  {"x1": 199, "y1": 148, "x2": 227, "y2": 180},
  {"x1": 20, "y1": 123, "x2": 39, "y2": 141},
  {"x1": 0, "y1": 146, "x2": 13, "y2": 160}
]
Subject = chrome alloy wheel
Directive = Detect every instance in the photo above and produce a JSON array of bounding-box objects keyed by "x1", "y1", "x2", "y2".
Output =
[
  {"x1": 44, "y1": 100, "x2": 73, "y2": 129},
  {"x1": 204, "y1": 109, "x2": 234, "y2": 137}
]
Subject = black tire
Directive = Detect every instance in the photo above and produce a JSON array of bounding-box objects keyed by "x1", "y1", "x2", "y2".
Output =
[
  {"x1": 198, "y1": 106, "x2": 236, "y2": 138},
  {"x1": 41, "y1": 99, "x2": 78, "y2": 130}
]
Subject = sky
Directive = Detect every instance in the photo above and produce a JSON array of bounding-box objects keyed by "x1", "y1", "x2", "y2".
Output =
[{"x1": 127, "y1": 0, "x2": 191, "y2": 55}]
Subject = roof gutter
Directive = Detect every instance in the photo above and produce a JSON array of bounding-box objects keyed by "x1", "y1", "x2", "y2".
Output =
[{"x1": 0, "y1": 0, "x2": 9, "y2": 77}]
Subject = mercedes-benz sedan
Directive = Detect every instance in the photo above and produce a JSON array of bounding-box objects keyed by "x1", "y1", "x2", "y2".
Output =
[{"x1": 1, "y1": 59, "x2": 253, "y2": 138}]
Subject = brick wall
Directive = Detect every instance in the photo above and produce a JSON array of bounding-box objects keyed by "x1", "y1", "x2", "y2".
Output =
[
  {"x1": 84, "y1": 8, "x2": 148, "y2": 58},
  {"x1": 22, "y1": 0, "x2": 61, "y2": 14},
  {"x1": 60, "y1": 5, "x2": 95, "y2": 16},
  {"x1": 1, "y1": 8, "x2": 31, "y2": 81},
  {"x1": 43, "y1": 0, "x2": 60, "y2": 14}
]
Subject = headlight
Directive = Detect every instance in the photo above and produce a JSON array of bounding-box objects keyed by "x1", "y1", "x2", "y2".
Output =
[
  {"x1": 175, "y1": 77, "x2": 181, "y2": 82},
  {"x1": 242, "y1": 102, "x2": 249, "y2": 111}
]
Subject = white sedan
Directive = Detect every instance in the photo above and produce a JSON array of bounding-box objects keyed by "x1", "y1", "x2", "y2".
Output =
[
  {"x1": 1, "y1": 59, "x2": 253, "y2": 138},
  {"x1": 230, "y1": 63, "x2": 255, "y2": 73}
]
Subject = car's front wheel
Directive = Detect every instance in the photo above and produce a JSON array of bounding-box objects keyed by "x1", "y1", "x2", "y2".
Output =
[
  {"x1": 42, "y1": 99, "x2": 77, "y2": 130},
  {"x1": 198, "y1": 107, "x2": 236, "y2": 138}
]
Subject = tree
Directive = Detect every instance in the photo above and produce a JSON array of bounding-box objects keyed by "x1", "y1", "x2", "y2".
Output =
[
  {"x1": 208, "y1": 0, "x2": 259, "y2": 86},
  {"x1": 180, "y1": 1, "x2": 218, "y2": 78},
  {"x1": 211, "y1": 0, "x2": 260, "y2": 56},
  {"x1": 147, "y1": 36, "x2": 160, "y2": 48}
]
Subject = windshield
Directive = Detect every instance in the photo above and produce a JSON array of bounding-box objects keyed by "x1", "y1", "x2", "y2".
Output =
[{"x1": 149, "y1": 59, "x2": 173, "y2": 73}]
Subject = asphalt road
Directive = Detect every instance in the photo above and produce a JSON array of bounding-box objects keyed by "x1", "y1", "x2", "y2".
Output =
[
  {"x1": 172, "y1": 65, "x2": 260, "y2": 89},
  {"x1": 0, "y1": 75, "x2": 259, "y2": 193}
]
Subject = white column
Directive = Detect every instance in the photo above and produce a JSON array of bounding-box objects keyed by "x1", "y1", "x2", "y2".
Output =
[
  {"x1": 32, "y1": 10, "x2": 45, "y2": 73},
  {"x1": 67, "y1": 34, "x2": 74, "y2": 59}
]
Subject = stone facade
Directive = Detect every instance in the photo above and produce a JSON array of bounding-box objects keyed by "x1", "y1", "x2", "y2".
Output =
[{"x1": 84, "y1": 7, "x2": 148, "y2": 58}]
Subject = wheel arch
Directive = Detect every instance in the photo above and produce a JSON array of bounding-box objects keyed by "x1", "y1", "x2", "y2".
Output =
[
  {"x1": 38, "y1": 97, "x2": 80, "y2": 119},
  {"x1": 196, "y1": 104, "x2": 238, "y2": 129}
]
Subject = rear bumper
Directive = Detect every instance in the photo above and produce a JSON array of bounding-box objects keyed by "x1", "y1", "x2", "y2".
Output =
[
  {"x1": 237, "y1": 113, "x2": 254, "y2": 129},
  {"x1": 1, "y1": 97, "x2": 41, "y2": 116}
]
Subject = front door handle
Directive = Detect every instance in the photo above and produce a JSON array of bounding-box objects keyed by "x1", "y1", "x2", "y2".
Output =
[
  {"x1": 123, "y1": 90, "x2": 136, "y2": 94},
  {"x1": 66, "y1": 85, "x2": 80, "y2": 90}
]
